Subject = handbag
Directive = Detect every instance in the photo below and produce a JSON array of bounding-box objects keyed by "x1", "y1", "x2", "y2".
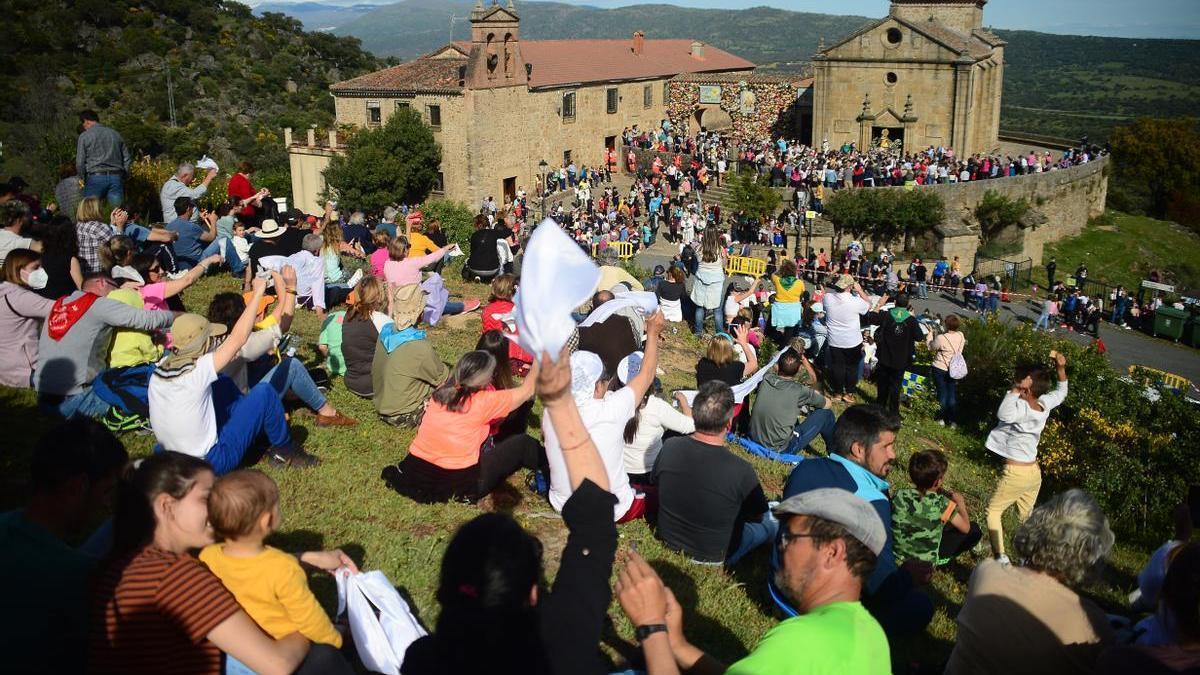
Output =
[{"x1": 335, "y1": 569, "x2": 428, "y2": 675}]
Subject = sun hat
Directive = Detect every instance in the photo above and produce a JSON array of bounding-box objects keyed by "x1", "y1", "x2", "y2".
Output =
[
  {"x1": 389, "y1": 283, "x2": 425, "y2": 331},
  {"x1": 257, "y1": 218, "x2": 285, "y2": 238},
  {"x1": 772, "y1": 488, "x2": 887, "y2": 556},
  {"x1": 833, "y1": 274, "x2": 855, "y2": 291},
  {"x1": 161, "y1": 314, "x2": 227, "y2": 371},
  {"x1": 110, "y1": 265, "x2": 145, "y2": 286}
]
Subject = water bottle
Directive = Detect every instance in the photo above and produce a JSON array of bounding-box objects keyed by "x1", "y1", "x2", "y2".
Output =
[{"x1": 757, "y1": 316, "x2": 766, "y2": 331}]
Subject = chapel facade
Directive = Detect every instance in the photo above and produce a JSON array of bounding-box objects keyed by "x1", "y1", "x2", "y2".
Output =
[{"x1": 811, "y1": 0, "x2": 1005, "y2": 155}]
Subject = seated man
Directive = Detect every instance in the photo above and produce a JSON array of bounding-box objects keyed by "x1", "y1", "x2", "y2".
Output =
[
  {"x1": 166, "y1": 197, "x2": 243, "y2": 275},
  {"x1": 34, "y1": 272, "x2": 175, "y2": 418},
  {"x1": 0, "y1": 419, "x2": 129, "y2": 673},
  {"x1": 258, "y1": 233, "x2": 345, "y2": 321},
  {"x1": 148, "y1": 279, "x2": 319, "y2": 474},
  {"x1": 544, "y1": 311, "x2": 664, "y2": 523},
  {"x1": 371, "y1": 283, "x2": 448, "y2": 427},
  {"x1": 617, "y1": 488, "x2": 890, "y2": 675},
  {"x1": 777, "y1": 404, "x2": 934, "y2": 639},
  {"x1": 654, "y1": 380, "x2": 777, "y2": 566},
  {"x1": 749, "y1": 347, "x2": 835, "y2": 455}
]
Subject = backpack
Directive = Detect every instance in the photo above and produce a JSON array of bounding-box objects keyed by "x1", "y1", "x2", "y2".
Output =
[{"x1": 945, "y1": 333, "x2": 968, "y2": 380}]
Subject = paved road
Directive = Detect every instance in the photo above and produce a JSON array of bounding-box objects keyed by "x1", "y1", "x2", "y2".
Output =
[{"x1": 632, "y1": 241, "x2": 1200, "y2": 393}]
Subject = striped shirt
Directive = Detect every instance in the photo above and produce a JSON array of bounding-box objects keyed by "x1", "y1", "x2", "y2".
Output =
[{"x1": 89, "y1": 546, "x2": 241, "y2": 675}]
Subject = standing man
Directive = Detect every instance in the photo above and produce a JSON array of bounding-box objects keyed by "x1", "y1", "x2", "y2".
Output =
[
  {"x1": 1046, "y1": 256, "x2": 1057, "y2": 288},
  {"x1": 870, "y1": 294, "x2": 931, "y2": 415},
  {"x1": 160, "y1": 162, "x2": 218, "y2": 223},
  {"x1": 615, "y1": 488, "x2": 890, "y2": 674},
  {"x1": 75, "y1": 110, "x2": 131, "y2": 208}
]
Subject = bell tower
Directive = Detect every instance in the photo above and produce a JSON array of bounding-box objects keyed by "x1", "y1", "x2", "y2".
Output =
[
  {"x1": 466, "y1": 0, "x2": 527, "y2": 89},
  {"x1": 889, "y1": 0, "x2": 986, "y2": 34}
]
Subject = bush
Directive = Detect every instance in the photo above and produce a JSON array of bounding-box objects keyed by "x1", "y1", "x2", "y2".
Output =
[
  {"x1": 823, "y1": 187, "x2": 944, "y2": 252},
  {"x1": 418, "y1": 199, "x2": 476, "y2": 256},
  {"x1": 728, "y1": 171, "x2": 780, "y2": 220},
  {"x1": 125, "y1": 157, "x2": 229, "y2": 223},
  {"x1": 975, "y1": 189, "x2": 1031, "y2": 242},
  {"x1": 958, "y1": 316, "x2": 1200, "y2": 538}
]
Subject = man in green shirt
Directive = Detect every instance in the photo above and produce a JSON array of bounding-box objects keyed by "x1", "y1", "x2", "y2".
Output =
[
  {"x1": 0, "y1": 418, "x2": 129, "y2": 673},
  {"x1": 748, "y1": 347, "x2": 835, "y2": 454},
  {"x1": 616, "y1": 488, "x2": 892, "y2": 674}
]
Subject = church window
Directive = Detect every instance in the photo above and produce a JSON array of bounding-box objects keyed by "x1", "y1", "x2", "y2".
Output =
[
  {"x1": 562, "y1": 92, "x2": 576, "y2": 120},
  {"x1": 663, "y1": 81, "x2": 671, "y2": 102},
  {"x1": 427, "y1": 104, "x2": 441, "y2": 127},
  {"x1": 643, "y1": 84, "x2": 653, "y2": 108},
  {"x1": 886, "y1": 72, "x2": 898, "y2": 85},
  {"x1": 607, "y1": 88, "x2": 618, "y2": 114},
  {"x1": 886, "y1": 28, "x2": 902, "y2": 45}
]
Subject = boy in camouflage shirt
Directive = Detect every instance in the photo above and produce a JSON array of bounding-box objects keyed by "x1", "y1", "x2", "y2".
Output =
[{"x1": 892, "y1": 449, "x2": 982, "y2": 565}]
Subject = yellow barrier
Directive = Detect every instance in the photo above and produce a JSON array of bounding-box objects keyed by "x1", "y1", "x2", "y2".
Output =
[
  {"x1": 725, "y1": 255, "x2": 767, "y2": 278},
  {"x1": 612, "y1": 241, "x2": 635, "y2": 260},
  {"x1": 1130, "y1": 365, "x2": 1193, "y2": 392}
]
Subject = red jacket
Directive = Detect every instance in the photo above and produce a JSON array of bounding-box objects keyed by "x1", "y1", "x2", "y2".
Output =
[
  {"x1": 227, "y1": 172, "x2": 256, "y2": 216},
  {"x1": 482, "y1": 300, "x2": 533, "y2": 365}
]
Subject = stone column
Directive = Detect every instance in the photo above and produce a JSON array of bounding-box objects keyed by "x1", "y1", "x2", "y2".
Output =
[
  {"x1": 284, "y1": 127, "x2": 293, "y2": 147},
  {"x1": 951, "y1": 57, "x2": 975, "y2": 153}
]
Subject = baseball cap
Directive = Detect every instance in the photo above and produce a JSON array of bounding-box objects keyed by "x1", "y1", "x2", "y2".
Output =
[
  {"x1": 810, "y1": 302, "x2": 824, "y2": 313},
  {"x1": 833, "y1": 274, "x2": 855, "y2": 291},
  {"x1": 110, "y1": 265, "x2": 145, "y2": 286},
  {"x1": 772, "y1": 488, "x2": 887, "y2": 556},
  {"x1": 653, "y1": 265, "x2": 666, "y2": 276}
]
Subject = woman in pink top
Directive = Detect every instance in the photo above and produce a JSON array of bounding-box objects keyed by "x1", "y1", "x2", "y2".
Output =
[
  {"x1": 368, "y1": 228, "x2": 391, "y2": 278},
  {"x1": 382, "y1": 237, "x2": 479, "y2": 315},
  {"x1": 126, "y1": 252, "x2": 221, "y2": 311}
]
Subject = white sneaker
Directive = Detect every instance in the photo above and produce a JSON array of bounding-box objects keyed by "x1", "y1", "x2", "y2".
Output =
[
  {"x1": 937, "y1": 419, "x2": 945, "y2": 426},
  {"x1": 997, "y1": 554, "x2": 1011, "y2": 566},
  {"x1": 346, "y1": 268, "x2": 364, "y2": 288}
]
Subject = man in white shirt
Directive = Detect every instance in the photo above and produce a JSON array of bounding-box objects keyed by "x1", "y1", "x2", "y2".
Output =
[
  {"x1": 257, "y1": 233, "x2": 339, "y2": 320},
  {"x1": 544, "y1": 311, "x2": 664, "y2": 522},
  {"x1": 148, "y1": 278, "x2": 319, "y2": 473},
  {"x1": 822, "y1": 274, "x2": 872, "y2": 402},
  {"x1": 0, "y1": 201, "x2": 39, "y2": 266}
]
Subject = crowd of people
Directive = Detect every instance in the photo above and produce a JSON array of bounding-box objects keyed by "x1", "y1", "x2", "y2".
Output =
[{"x1": 0, "y1": 110, "x2": 1195, "y2": 675}]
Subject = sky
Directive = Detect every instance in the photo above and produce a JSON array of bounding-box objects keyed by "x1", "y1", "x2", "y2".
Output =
[{"x1": 249, "y1": 0, "x2": 1200, "y2": 39}]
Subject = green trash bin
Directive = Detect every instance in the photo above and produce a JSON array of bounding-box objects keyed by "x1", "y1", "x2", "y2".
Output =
[
  {"x1": 1153, "y1": 306, "x2": 1188, "y2": 341},
  {"x1": 1184, "y1": 316, "x2": 1200, "y2": 348}
]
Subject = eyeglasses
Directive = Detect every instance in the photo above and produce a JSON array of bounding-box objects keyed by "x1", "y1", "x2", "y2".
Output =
[{"x1": 778, "y1": 529, "x2": 819, "y2": 549}]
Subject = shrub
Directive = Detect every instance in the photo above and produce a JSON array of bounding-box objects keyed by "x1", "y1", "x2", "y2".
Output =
[
  {"x1": 958, "y1": 316, "x2": 1200, "y2": 538},
  {"x1": 418, "y1": 199, "x2": 476, "y2": 256},
  {"x1": 728, "y1": 170, "x2": 781, "y2": 220},
  {"x1": 322, "y1": 109, "x2": 442, "y2": 213},
  {"x1": 975, "y1": 189, "x2": 1031, "y2": 242},
  {"x1": 125, "y1": 157, "x2": 229, "y2": 223}
]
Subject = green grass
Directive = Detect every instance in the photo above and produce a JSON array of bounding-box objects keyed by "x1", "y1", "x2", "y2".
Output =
[
  {"x1": 1043, "y1": 210, "x2": 1200, "y2": 292},
  {"x1": 0, "y1": 261, "x2": 1155, "y2": 673}
]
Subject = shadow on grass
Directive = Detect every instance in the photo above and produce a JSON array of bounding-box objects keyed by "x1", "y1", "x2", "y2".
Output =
[{"x1": 649, "y1": 559, "x2": 747, "y2": 665}]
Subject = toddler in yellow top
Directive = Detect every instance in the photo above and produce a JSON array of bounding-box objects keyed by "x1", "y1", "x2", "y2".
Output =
[{"x1": 199, "y1": 470, "x2": 342, "y2": 647}]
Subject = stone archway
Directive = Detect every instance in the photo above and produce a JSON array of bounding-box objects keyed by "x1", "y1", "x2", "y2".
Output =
[
  {"x1": 667, "y1": 75, "x2": 801, "y2": 141},
  {"x1": 695, "y1": 104, "x2": 733, "y2": 131}
]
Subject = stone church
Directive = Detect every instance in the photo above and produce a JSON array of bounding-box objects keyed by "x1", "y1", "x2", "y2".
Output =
[
  {"x1": 289, "y1": 0, "x2": 753, "y2": 211},
  {"x1": 811, "y1": 0, "x2": 1005, "y2": 155}
]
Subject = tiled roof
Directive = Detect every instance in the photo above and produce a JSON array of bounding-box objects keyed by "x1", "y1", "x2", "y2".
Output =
[
  {"x1": 519, "y1": 39, "x2": 753, "y2": 89},
  {"x1": 331, "y1": 53, "x2": 467, "y2": 95},
  {"x1": 334, "y1": 39, "x2": 753, "y2": 94}
]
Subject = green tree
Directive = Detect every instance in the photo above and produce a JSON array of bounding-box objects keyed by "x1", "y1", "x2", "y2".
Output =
[
  {"x1": 322, "y1": 109, "x2": 442, "y2": 213},
  {"x1": 419, "y1": 199, "x2": 477, "y2": 255},
  {"x1": 727, "y1": 171, "x2": 780, "y2": 221},
  {"x1": 1110, "y1": 117, "x2": 1200, "y2": 227},
  {"x1": 975, "y1": 189, "x2": 1031, "y2": 243},
  {"x1": 823, "y1": 188, "x2": 943, "y2": 253}
]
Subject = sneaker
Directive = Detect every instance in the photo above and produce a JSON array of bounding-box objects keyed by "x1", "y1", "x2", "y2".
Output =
[
  {"x1": 346, "y1": 268, "x2": 364, "y2": 288},
  {"x1": 267, "y1": 446, "x2": 320, "y2": 468},
  {"x1": 996, "y1": 554, "x2": 1012, "y2": 566},
  {"x1": 315, "y1": 411, "x2": 358, "y2": 427},
  {"x1": 461, "y1": 299, "x2": 482, "y2": 313}
]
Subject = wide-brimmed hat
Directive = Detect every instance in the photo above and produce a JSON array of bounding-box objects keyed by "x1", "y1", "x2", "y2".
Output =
[
  {"x1": 257, "y1": 219, "x2": 285, "y2": 238},
  {"x1": 161, "y1": 313, "x2": 226, "y2": 370},
  {"x1": 389, "y1": 283, "x2": 425, "y2": 330},
  {"x1": 110, "y1": 265, "x2": 145, "y2": 286}
]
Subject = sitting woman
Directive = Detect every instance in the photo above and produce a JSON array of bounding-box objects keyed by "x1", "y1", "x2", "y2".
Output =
[
  {"x1": 33, "y1": 215, "x2": 82, "y2": 300},
  {"x1": 618, "y1": 351, "x2": 694, "y2": 487},
  {"x1": 0, "y1": 248, "x2": 53, "y2": 388},
  {"x1": 480, "y1": 274, "x2": 534, "y2": 374},
  {"x1": 338, "y1": 276, "x2": 389, "y2": 398},
  {"x1": 401, "y1": 349, "x2": 619, "y2": 675},
  {"x1": 89, "y1": 451, "x2": 356, "y2": 674},
  {"x1": 476, "y1": 330, "x2": 533, "y2": 442},
  {"x1": 381, "y1": 350, "x2": 543, "y2": 504},
  {"x1": 127, "y1": 251, "x2": 221, "y2": 312},
  {"x1": 654, "y1": 266, "x2": 687, "y2": 323},
  {"x1": 695, "y1": 322, "x2": 759, "y2": 388},
  {"x1": 367, "y1": 228, "x2": 391, "y2": 278},
  {"x1": 205, "y1": 268, "x2": 356, "y2": 428},
  {"x1": 946, "y1": 489, "x2": 1116, "y2": 674},
  {"x1": 382, "y1": 236, "x2": 477, "y2": 315},
  {"x1": 372, "y1": 283, "x2": 448, "y2": 427}
]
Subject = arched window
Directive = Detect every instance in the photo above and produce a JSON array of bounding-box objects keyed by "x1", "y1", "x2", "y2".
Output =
[{"x1": 503, "y1": 32, "x2": 514, "y2": 78}]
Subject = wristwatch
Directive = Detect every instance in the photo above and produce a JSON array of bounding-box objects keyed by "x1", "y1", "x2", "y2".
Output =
[{"x1": 635, "y1": 623, "x2": 668, "y2": 643}]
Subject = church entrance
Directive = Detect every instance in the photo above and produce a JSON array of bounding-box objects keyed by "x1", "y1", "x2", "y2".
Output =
[
  {"x1": 871, "y1": 126, "x2": 904, "y2": 151},
  {"x1": 503, "y1": 176, "x2": 516, "y2": 205},
  {"x1": 694, "y1": 105, "x2": 733, "y2": 132}
]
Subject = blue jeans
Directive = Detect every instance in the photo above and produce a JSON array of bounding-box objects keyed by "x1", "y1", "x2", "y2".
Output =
[
  {"x1": 83, "y1": 174, "x2": 124, "y2": 207},
  {"x1": 931, "y1": 367, "x2": 957, "y2": 422},
  {"x1": 208, "y1": 377, "x2": 292, "y2": 475},
  {"x1": 1034, "y1": 311, "x2": 1051, "y2": 331},
  {"x1": 264, "y1": 357, "x2": 327, "y2": 412},
  {"x1": 199, "y1": 237, "x2": 246, "y2": 274},
  {"x1": 782, "y1": 408, "x2": 837, "y2": 455},
  {"x1": 444, "y1": 300, "x2": 464, "y2": 315},
  {"x1": 38, "y1": 387, "x2": 112, "y2": 419},
  {"x1": 693, "y1": 305, "x2": 725, "y2": 335},
  {"x1": 727, "y1": 510, "x2": 779, "y2": 566},
  {"x1": 918, "y1": 282, "x2": 928, "y2": 298}
]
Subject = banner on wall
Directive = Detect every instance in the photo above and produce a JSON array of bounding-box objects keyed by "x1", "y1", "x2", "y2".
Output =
[{"x1": 698, "y1": 85, "x2": 721, "y2": 104}]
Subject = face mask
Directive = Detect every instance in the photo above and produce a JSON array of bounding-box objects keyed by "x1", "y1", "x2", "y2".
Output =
[{"x1": 24, "y1": 267, "x2": 48, "y2": 290}]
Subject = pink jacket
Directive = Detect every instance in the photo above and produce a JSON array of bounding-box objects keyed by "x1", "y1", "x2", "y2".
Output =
[{"x1": 0, "y1": 282, "x2": 54, "y2": 388}]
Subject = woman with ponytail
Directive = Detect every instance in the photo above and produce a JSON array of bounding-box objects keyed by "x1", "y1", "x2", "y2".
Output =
[
  {"x1": 91, "y1": 452, "x2": 356, "y2": 674},
  {"x1": 615, "y1": 351, "x2": 695, "y2": 488},
  {"x1": 382, "y1": 349, "x2": 544, "y2": 504}
]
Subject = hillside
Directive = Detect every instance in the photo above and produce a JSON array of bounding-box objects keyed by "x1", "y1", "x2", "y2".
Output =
[
  {"x1": 0, "y1": 0, "x2": 383, "y2": 201},
  {"x1": 254, "y1": 1, "x2": 383, "y2": 31},
  {"x1": 333, "y1": 0, "x2": 1200, "y2": 142}
]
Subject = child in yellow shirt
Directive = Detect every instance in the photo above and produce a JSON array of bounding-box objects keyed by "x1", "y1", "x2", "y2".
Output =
[{"x1": 199, "y1": 470, "x2": 343, "y2": 649}]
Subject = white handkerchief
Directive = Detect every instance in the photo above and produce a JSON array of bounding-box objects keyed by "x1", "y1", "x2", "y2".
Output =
[
  {"x1": 446, "y1": 243, "x2": 464, "y2": 258},
  {"x1": 514, "y1": 219, "x2": 600, "y2": 362},
  {"x1": 195, "y1": 155, "x2": 219, "y2": 172},
  {"x1": 676, "y1": 349, "x2": 785, "y2": 406},
  {"x1": 578, "y1": 292, "x2": 659, "y2": 328}
]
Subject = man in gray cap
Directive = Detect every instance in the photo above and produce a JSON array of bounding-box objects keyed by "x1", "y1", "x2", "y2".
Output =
[{"x1": 614, "y1": 488, "x2": 890, "y2": 674}]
